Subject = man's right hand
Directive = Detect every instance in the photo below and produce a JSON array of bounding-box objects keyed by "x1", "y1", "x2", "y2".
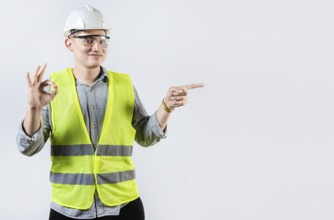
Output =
[{"x1": 26, "y1": 63, "x2": 58, "y2": 110}]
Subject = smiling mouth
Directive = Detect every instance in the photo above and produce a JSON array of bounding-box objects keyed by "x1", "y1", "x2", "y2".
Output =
[{"x1": 88, "y1": 55, "x2": 103, "y2": 59}]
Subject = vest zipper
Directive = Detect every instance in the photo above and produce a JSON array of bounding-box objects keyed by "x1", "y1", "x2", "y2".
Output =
[
  {"x1": 94, "y1": 192, "x2": 98, "y2": 217},
  {"x1": 94, "y1": 147, "x2": 98, "y2": 217}
]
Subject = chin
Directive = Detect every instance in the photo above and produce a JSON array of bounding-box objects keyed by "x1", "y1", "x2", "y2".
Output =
[
  {"x1": 86, "y1": 62, "x2": 103, "y2": 69},
  {"x1": 87, "y1": 65, "x2": 101, "y2": 69}
]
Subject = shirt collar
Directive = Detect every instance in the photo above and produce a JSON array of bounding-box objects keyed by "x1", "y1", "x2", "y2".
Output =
[
  {"x1": 75, "y1": 66, "x2": 109, "y2": 86},
  {"x1": 100, "y1": 66, "x2": 109, "y2": 81}
]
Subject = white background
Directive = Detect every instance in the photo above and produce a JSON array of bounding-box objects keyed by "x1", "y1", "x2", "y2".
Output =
[{"x1": 1, "y1": 0, "x2": 334, "y2": 219}]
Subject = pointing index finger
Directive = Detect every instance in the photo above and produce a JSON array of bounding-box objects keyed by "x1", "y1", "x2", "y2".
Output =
[{"x1": 182, "y1": 83, "x2": 205, "y2": 90}]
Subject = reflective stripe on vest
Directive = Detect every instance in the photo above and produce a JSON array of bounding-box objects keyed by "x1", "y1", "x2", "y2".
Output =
[
  {"x1": 51, "y1": 145, "x2": 133, "y2": 156},
  {"x1": 50, "y1": 170, "x2": 135, "y2": 185},
  {"x1": 50, "y1": 68, "x2": 138, "y2": 209}
]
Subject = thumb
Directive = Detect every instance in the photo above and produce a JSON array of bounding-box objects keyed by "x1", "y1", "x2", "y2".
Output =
[{"x1": 50, "y1": 85, "x2": 58, "y2": 99}]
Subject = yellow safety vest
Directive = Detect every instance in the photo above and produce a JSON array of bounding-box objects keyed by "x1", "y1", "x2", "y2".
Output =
[{"x1": 49, "y1": 68, "x2": 138, "y2": 209}]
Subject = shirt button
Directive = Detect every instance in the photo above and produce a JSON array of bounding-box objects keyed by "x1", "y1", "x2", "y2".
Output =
[
  {"x1": 91, "y1": 105, "x2": 95, "y2": 110},
  {"x1": 92, "y1": 124, "x2": 96, "y2": 129}
]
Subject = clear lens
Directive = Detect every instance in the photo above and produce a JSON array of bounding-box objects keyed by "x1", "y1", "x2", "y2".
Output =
[{"x1": 72, "y1": 35, "x2": 110, "y2": 48}]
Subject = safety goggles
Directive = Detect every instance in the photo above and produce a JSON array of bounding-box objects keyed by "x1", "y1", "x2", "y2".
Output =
[{"x1": 72, "y1": 35, "x2": 110, "y2": 48}]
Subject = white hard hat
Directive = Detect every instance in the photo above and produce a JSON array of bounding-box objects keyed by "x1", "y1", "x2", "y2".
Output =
[{"x1": 64, "y1": 5, "x2": 109, "y2": 37}]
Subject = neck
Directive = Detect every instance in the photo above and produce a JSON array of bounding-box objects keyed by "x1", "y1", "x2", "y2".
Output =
[{"x1": 72, "y1": 65, "x2": 101, "y2": 85}]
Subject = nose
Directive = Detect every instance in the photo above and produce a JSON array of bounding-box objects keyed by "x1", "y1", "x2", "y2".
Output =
[{"x1": 91, "y1": 41, "x2": 101, "y2": 51}]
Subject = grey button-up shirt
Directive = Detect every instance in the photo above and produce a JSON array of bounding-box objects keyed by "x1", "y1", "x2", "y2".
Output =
[{"x1": 17, "y1": 67, "x2": 166, "y2": 219}]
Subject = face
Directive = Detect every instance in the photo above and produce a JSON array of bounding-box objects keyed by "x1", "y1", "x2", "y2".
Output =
[{"x1": 65, "y1": 30, "x2": 109, "y2": 69}]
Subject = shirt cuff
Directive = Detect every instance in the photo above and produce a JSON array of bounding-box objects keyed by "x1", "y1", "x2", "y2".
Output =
[
  {"x1": 18, "y1": 120, "x2": 43, "y2": 146},
  {"x1": 149, "y1": 113, "x2": 167, "y2": 139}
]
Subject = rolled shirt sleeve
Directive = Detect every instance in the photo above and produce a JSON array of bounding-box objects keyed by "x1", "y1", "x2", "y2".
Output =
[
  {"x1": 16, "y1": 106, "x2": 51, "y2": 156},
  {"x1": 132, "y1": 87, "x2": 167, "y2": 147}
]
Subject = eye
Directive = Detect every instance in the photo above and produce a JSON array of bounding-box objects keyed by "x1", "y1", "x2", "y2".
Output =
[
  {"x1": 99, "y1": 39, "x2": 107, "y2": 45},
  {"x1": 83, "y1": 38, "x2": 95, "y2": 45}
]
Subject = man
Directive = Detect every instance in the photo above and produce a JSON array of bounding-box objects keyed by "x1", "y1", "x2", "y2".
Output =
[{"x1": 17, "y1": 5, "x2": 203, "y2": 220}]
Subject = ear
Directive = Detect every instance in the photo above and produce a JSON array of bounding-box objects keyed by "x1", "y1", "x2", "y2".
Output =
[{"x1": 65, "y1": 38, "x2": 73, "y2": 51}]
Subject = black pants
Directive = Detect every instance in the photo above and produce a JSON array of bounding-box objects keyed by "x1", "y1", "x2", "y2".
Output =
[{"x1": 49, "y1": 197, "x2": 145, "y2": 220}]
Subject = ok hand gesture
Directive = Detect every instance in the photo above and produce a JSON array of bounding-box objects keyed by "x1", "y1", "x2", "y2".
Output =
[{"x1": 26, "y1": 64, "x2": 58, "y2": 110}]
